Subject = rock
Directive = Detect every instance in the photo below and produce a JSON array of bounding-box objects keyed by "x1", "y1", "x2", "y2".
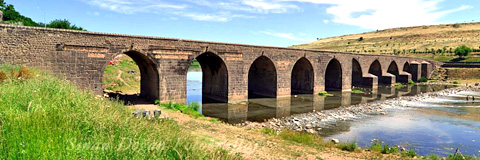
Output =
[
  {"x1": 132, "y1": 109, "x2": 142, "y2": 117},
  {"x1": 306, "y1": 129, "x2": 315, "y2": 134},
  {"x1": 331, "y1": 138, "x2": 339, "y2": 144},
  {"x1": 142, "y1": 110, "x2": 151, "y2": 117},
  {"x1": 153, "y1": 109, "x2": 162, "y2": 118},
  {"x1": 305, "y1": 124, "x2": 312, "y2": 129}
]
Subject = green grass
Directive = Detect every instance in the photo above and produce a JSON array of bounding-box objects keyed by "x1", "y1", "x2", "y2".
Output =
[
  {"x1": 102, "y1": 55, "x2": 140, "y2": 93},
  {"x1": 393, "y1": 83, "x2": 404, "y2": 88},
  {"x1": 317, "y1": 91, "x2": 329, "y2": 96},
  {"x1": 189, "y1": 59, "x2": 201, "y2": 71},
  {"x1": 260, "y1": 128, "x2": 277, "y2": 136},
  {"x1": 453, "y1": 81, "x2": 460, "y2": 84},
  {"x1": 351, "y1": 90, "x2": 364, "y2": 94},
  {"x1": 156, "y1": 101, "x2": 204, "y2": 118},
  {"x1": 336, "y1": 141, "x2": 360, "y2": 152},
  {"x1": 418, "y1": 77, "x2": 429, "y2": 82},
  {"x1": 408, "y1": 80, "x2": 416, "y2": 85},
  {"x1": 278, "y1": 130, "x2": 324, "y2": 148},
  {"x1": 0, "y1": 65, "x2": 236, "y2": 159},
  {"x1": 446, "y1": 154, "x2": 480, "y2": 160}
]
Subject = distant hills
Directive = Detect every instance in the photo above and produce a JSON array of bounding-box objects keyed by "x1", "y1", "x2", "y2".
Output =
[{"x1": 292, "y1": 22, "x2": 480, "y2": 59}]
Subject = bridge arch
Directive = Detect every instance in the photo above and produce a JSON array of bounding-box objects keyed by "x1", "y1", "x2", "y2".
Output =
[
  {"x1": 387, "y1": 61, "x2": 400, "y2": 82},
  {"x1": 403, "y1": 62, "x2": 410, "y2": 72},
  {"x1": 368, "y1": 60, "x2": 383, "y2": 84},
  {"x1": 352, "y1": 58, "x2": 363, "y2": 87},
  {"x1": 291, "y1": 57, "x2": 314, "y2": 95},
  {"x1": 325, "y1": 58, "x2": 342, "y2": 91},
  {"x1": 102, "y1": 50, "x2": 159, "y2": 102},
  {"x1": 193, "y1": 52, "x2": 229, "y2": 103},
  {"x1": 248, "y1": 56, "x2": 277, "y2": 99}
]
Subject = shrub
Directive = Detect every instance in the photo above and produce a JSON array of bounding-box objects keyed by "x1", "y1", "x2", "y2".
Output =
[
  {"x1": 454, "y1": 45, "x2": 472, "y2": 57},
  {"x1": 453, "y1": 81, "x2": 460, "y2": 84},
  {"x1": 402, "y1": 149, "x2": 417, "y2": 157},
  {"x1": 381, "y1": 143, "x2": 399, "y2": 154},
  {"x1": 418, "y1": 77, "x2": 428, "y2": 82}
]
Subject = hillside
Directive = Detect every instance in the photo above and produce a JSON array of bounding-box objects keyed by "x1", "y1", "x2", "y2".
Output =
[{"x1": 292, "y1": 22, "x2": 480, "y2": 62}]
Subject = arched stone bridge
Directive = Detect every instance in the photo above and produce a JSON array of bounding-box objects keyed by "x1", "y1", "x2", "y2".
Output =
[{"x1": 0, "y1": 24, "x2": 441, "y2": 103}]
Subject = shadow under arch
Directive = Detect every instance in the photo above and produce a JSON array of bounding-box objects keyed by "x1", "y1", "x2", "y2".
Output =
[
  {"x1": 104, "y1": 50, "x2": 159, "y2": 104},
  {"x1": 352, "y1": 58, "x2": 363, "y2": 87},
  {"x1": 403, "y1": 62, "x2": 410, "y2": 72},
  {"x1": 387, "y1": 61, "x2": 399, "y2": 82},
  {"x1": 291, "y1": 57, "x2": 314, "y2": 95},
  {"x1": 194, "y1": 52, "x2": 229, "y2": 103},
  {"x1": 325, "y1": 58, "x2": 342, "y2": 91},
  {"x1": 248, "y1": 56, "x2": 277, "y2": 99},
  {"x1": 369, "y1": 60, "x2": 383, "y2": 84}
]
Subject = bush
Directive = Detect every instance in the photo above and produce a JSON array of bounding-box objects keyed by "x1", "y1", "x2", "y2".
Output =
[
  {"x1": 393, "y1": 83, "x2": 404, "y2": 88},
  {"x1": 418, "y1": 77, "x2": 428, "y2": 82},
  {"x1": 402, "y1": 149, "x2": 417, "y2": 157},
  {"x1": 454, "y1": 45, "x2": 472, "y2": 57},
  {"x1": 453, "y1": 81, "x2": 460, "y2": 84}
]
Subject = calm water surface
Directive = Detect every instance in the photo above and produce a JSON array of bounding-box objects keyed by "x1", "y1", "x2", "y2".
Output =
[{"x1": 187, "y1": 71, "x2": 480, "y2": 157}]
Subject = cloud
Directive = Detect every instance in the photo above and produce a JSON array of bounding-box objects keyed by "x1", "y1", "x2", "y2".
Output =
[
  {"x1": 82, "y1": 0, "x2": 473, "y2": 27},
  {"x1": 259, "y1": 31, "x2": 310, "y2": 42}
]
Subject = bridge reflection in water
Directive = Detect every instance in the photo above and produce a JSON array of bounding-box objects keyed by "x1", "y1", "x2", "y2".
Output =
[{"x1": 201, "y1": 85, "x2": 452, "y2": 124}]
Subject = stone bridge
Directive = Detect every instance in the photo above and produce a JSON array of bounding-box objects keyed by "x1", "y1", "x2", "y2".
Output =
[{"x1": 0, "y1": 24, "x2": 441, "y2": 103}]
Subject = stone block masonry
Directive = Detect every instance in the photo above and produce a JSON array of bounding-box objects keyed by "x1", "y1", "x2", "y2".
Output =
[{"x1": 0, "y1": 24, "x2": 442, "y2": 103}]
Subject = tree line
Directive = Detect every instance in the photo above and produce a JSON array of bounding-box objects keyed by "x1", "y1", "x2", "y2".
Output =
[{"x1": 0, "y1": 0, "x2": 85, "y2": 31}]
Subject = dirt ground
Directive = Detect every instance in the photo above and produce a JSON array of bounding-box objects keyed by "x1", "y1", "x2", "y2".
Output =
[{"x1": 129, "y1": 104, "x2": 400, "y2": 160}]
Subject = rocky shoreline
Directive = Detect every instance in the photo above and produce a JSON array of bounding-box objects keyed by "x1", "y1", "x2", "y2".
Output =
[{"x1": 243, "y1": 84, "x2": 480, "y2": 134}]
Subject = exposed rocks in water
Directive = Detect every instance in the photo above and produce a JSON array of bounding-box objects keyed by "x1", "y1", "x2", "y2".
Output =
[{"x1": 243, "y1": 85, "x2": 480, "y2": 134}]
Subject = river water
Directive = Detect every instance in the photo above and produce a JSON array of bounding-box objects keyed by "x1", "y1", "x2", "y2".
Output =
[{"x1": 187, "y1": 71, "x2": 480, "y2": 157}]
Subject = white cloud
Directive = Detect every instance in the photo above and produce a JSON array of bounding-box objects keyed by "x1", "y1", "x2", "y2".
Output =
[
  {"x1": 259, "y1": 31, "x2": 310, "y2": 42},
  {"x1": 82, "y1": 0, "x2": 473, "y2": 27}
]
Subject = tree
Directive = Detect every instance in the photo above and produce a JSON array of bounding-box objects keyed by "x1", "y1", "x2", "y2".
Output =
[
  {"x1": 454, "y1": 45, "x2": 472, "y2": 57},
  {"x1": 47, "y1": 19, "x2": 85, "y2": 31}
]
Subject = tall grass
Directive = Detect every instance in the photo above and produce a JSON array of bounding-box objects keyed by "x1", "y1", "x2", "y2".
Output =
[{"x1": 0, "y1": 65, "x2": 236, "y2": 159}]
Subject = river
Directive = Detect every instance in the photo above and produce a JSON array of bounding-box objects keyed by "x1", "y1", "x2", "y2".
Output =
[{"x1": 186, "y1": 71, "x2": 480, "y2": 157}]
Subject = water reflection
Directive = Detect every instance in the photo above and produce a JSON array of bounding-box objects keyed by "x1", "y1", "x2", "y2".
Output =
[{"x1": 199, "y1": 85, "x2": 452, "y2": 124}]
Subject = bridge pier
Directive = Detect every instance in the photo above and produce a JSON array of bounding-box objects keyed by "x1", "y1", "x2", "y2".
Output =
[
  {"x1": 363, "y1": 74, "x2": 379, "y2": 89},
  {"x1": 409, "y1": 62, "x2": 422, "y2": 81},
  {"x1": 398, "y1": 72, "x2": 412, "y2": 83},
  {"x1": 381, "y1": 73, "x2": 396, "y2": 85}
]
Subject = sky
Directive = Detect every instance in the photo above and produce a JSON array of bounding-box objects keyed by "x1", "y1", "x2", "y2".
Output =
[{"x1": 10, "y1": 0, "x2": 480, "y2": 47}]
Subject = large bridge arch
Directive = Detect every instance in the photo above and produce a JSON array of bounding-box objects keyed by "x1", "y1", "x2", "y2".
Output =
[
  {"x1": 248, "y1": 56, "x2": 277, "y2": 99},
  {"x1": 368, "y1": 60, "x2": 383, "y2": 84},
  {"x1": 387, "y1": 61, "x2": 400, "y2": 82},
  {"x1": 193, "y1": 52, "x2": 229, "y2": 103},
  {"x1": 291, "y1": 57, "x2": 314, "y2": 95},
  {"x1": 102, "y1": 50, "x2": 160, "y2": 102},
  {"x1": 325, "y1": 58, "x2": 342, "y2": 91}
]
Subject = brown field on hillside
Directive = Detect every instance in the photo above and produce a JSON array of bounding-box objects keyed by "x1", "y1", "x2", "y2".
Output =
[{"x1": 292, "y1": 22, "x2": 480, "y2": 57}]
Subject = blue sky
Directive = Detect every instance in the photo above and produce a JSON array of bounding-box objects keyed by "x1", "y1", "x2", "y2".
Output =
[{"x1": 10, "y1": 0, "x2": 480, "y2": 47}]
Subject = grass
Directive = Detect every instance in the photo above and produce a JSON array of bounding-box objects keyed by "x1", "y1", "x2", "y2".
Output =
[
  {"x1": 408, "y1": 80, "x2": 416, "y2": 85},
  {"x1": 0, "y1": 65, "x2": 236, "y2": 159},
  {"x1": 317, "y1": 91, "x2": 329, "y2": 96},
  {"x1": 393, "y1": 83, "x2": 404, "y2": 88},
  {"x1": 418, "y1": 77, "x2": 429, "y2": 82},
  {"x1": 189, "y1": 59, "x2": 202, "y2": 71},
  {"x1": 155, "y1": 101, "x2": 204, "y2": 118},
  {"x1": 336, "y1": 141, "x2": 361, "y2": 152},
  {"x1": 260, "y1": 128, "x2": 277, "y2": 136},
  {"x1": 102, "y1": 55, "x2": 140, "y2": 93},
  {"x1": 453, "y1": 81, "x2": 460, "y2": 84},
  {"x1": 278, "y1": 130, "x2": 324, "y2": 148},
  {"x1": 351, "y1": 90, "x2": 364, "y2": 94}
]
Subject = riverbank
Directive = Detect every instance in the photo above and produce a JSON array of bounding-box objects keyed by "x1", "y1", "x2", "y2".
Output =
[{"x1": 243, "y1": 84, "x2": 480, "y2": 134}]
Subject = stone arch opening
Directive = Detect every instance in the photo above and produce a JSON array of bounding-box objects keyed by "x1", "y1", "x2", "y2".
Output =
[
  {"x1": 325, "y1": 58, "x2": 342, "y2": 91},
  {"x1": 403, "y1": 62, "x2": 410, "y2": 72},
  {"x1": 421, "y1": 62, "x2": 429, "y2": 78},
  {"x1": 192, "y1": 52, "x2": 229, "y2": 103},
  {"x1": 352, "y1": 58, "x2": 363, "y2": 87},
  {"x1": 369, "y1": 60, "x2": 383, "y2": 84},
  {"x1": 102, "y1": 51, "x2": 159, "y2": 103},
  {"x1": 248, "y1": 56, "x2": 277, "y2": 99},
  {"x1": 291, "y1": 57, "x2": 314, "y2": 95},
  {"x1": 387, "y1": 61, "x2": 399, "y2": 82}
]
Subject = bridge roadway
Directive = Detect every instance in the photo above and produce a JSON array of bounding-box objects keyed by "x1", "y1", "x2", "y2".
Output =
[{"x1": 0, "y1": 24, "x2": 441, "y2": 103}]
